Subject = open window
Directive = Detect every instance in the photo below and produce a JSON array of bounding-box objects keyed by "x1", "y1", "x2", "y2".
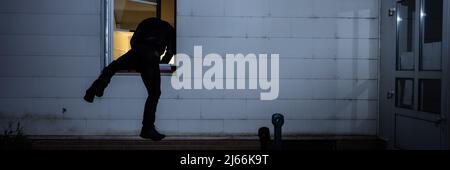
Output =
[{"x1": 105, "y1": 0, "x2": 176, "y2": 73}]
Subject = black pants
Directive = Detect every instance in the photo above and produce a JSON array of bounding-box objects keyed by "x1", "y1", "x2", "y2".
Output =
[{"x1": 95, "y1": 47, "x2": 161, "y2": 128}]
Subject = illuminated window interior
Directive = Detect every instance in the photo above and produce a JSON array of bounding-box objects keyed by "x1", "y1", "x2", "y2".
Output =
[{"x1": 113, "y1": 0, "x2": 175, "y2": 64}]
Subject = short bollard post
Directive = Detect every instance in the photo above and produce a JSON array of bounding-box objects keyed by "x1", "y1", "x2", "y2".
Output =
[{"x1": 272, "y1": 113, "x2": 284, "y2": 150}]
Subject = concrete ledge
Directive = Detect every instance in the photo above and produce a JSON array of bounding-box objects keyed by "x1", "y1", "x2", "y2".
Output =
[
  {"x1": 28, "y1": 135, "x2": 379, "y2": 140},
  {"x1": 22, "y1": 135, "x2": 385, "y2": 150}
]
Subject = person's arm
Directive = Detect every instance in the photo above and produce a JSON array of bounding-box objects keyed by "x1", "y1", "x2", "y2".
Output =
[{"x1": 160, "y1": 27, "x2": 175, "y2": 64}]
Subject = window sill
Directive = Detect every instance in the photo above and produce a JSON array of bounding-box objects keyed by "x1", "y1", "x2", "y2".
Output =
[{"x1": 115, "y1": 64, "x2": 176, "y2": 76}]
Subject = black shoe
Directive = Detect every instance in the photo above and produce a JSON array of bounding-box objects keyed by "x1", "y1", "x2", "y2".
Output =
[
  {"x1": 84, "y1": 80, "x2": 106, "y2": 103},
  {"x1": 83, "y1": 88, "x2": 96, "y2": 103},
  {"x1": 140, "y1": 126, "x2": 166, "y2": 141}
]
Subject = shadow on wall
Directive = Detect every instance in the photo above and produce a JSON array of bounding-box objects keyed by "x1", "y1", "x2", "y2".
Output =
[{"x1": 334, "y1": 9, "x2": 378, "y2": 133}]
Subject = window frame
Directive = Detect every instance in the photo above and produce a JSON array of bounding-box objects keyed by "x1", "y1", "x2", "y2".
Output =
[{"x1": 103, "y1": 0, "x2": 176, "y2": 75}]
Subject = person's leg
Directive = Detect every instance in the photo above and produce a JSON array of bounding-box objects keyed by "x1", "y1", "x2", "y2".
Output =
[
  {"x1": 136, "y1": 48, "x2": 165, "y2": 141},
  {"x1": 84, "y1": 50, "x2": 138, "y2": 103},
  {"x1": 140, "y1": 66, "x2": 161, "y2": 128}
]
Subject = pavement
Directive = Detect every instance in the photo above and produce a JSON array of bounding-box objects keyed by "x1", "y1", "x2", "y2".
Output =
[{"x1": 25, "y1": 135, "x2": 386, "y2": 150}]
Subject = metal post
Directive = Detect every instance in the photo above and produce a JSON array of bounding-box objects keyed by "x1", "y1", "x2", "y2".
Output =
[{"x1": 272, "y1": 113, "x2": 284, "y2": 150}]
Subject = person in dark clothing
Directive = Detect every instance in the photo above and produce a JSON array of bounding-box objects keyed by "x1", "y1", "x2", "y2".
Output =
[{"x1": 84, "y1": 18, "x2": 175, "y2": 141}]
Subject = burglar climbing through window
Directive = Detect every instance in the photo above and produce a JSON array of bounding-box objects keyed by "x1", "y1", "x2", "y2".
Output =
[{"x1": 84, "y1": 18, "x2": 175, "y2": 141}]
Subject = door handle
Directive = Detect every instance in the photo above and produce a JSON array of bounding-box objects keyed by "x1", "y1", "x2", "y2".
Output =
[
  {"x1": 388, "y1": 7, "x2": 396, "y2": 16},
  {"x1": 387, "y1": 90, "x2": 395, "y2": 99}
]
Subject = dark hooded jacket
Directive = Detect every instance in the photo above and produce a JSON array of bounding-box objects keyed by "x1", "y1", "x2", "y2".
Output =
[{"x1": 130, "y1": 17, "x2": 175, "y2": 64}]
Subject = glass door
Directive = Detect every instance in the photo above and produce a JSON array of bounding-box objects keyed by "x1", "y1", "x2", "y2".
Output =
[{"x1": 380, "y1": 0, "x2": 448, "y2": 150}]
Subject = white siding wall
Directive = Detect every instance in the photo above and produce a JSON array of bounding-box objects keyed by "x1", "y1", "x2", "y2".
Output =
[{"x1": 0, "y1": 0, "x2": 379, "y2": 136}]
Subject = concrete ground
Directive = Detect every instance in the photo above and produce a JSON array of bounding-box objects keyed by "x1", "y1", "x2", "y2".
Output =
[{"x1": 26, "y1": 135, "x2": 386, "y2": 150}]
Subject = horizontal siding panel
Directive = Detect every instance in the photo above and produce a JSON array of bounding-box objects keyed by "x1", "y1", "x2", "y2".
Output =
[
  {"x1": 191, "y1": 0, "x2": 225, "y2": 16},
  {"x1": 156, "y1": 99, "x2": 202, "y2": 119},
  {"x1": 291, "y1": 18, "x2": 378, "y2": 39},
  {"x1": 176, "y1": 0, "x2": 192, "y2": 16},
  {"x1": 280, "y1": 79, "x2": 378, "y2": 100},
  {"x1": 6, "y1": 119, "x2": 89, "y2": 135},
  {"x1": 223, "y1": 0, "x2": 270, "y2": 17},
  {"x1": 0, "y1": 98, "x2": 200, "y2": 120},
  {"x1": 0, "y1": 13, "x2": 100, "y2": 36},
  {"x1": 104, "y1": 76, "x2": 178, "y2": 99},
  {"x1": 0, "y1": 78, "x2": 377, "y2": 100},
  {"x1": 0, "y1": 119, "x2": 139, "y2": 136},
  {"x1": 0, "y1": 76, "x2": 176, "y2": 99},
  {"x1": 169, "y1": 57, "x2": 378, "y2": 79},
  {"x1": 177, "y1": 37, "x2": 379, "y2": 59},
  {"x1": 61, "y1": 98, "x2": 141, "y2": 120},
  {"x1": 180, "y1": 0, "x2": 378, "y2": 18},
  {"x1": 0, "y1": 56, "x2": 101, "y2": 77},
  {"x1": 283, "y1": 119, "x2": 376, "y2": 135},
  {"x1": 311, "y1": 79, "x2": 378, "y2": 100},
  {"x1": 0, "y1": 98, "x2": 64, "y2": 120},
  {"x1": 245, "y1": 99, "x2": 377, "y2": 120},
  {"x1": 200, "y1": 99, "x2": 247, "y2": 119},
  {"x1": 0, "y1": 98, "x2": 109, "y2": 120},
  {"x1": 0, "y1": 118, "x2": 376, "y2": 135},
  {"x1": 177, "y1": 16, "x2": 247, "y2": 37},
  {"x1": 223, "y1": 119, "x2": 271, "y2": 134},
  {"x1": 0, "y1": 98, "x2": 377, "y2": 121},
  {"x1": 305, "y1": 59, "x2": 378, "y2": 79},
  {"x1": 172, "y1": 79, "x2": 377, "y2": 100},
  {"x1": 0, "y1": 35, "x2": 100, "y2": 56},
  {"x1": 178, "y1": 119, "x2": 224, "y2": 134},
  {"x1": 270, "y1": 0, "x2": 378, "y2": 18},
  {"x1": 224, "y1": 119, "x2": 376, "y2": 135},
  {"x1": 175, "y1": 87, "x2": 261, "y2": 100},
  {"x1": 178, "y1": 16, "x2": 378, "y2": 38},
  {"x1": 310, "y1": 0, "x2": 378, "y2": 18},
  {"x1": 155, "y1": 120, "x2": 179, "y2": 133},
  {"x1": 85, "y1": 119, "x2": 141, "y2": 135},
  {"x1": 176, "y1": 37, "x2": 269, "y2": 57},
  {"x1": 0, "y1": 77, "x2": 91, "y2": 98},
  {"x1": 0, "y1": 0, "x2": 101, "y2": 14}
]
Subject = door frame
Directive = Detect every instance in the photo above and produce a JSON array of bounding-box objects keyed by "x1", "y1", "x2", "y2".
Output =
[
  {"x1": 379, "y1": 0, "x2": 450, "y2": 149},
  {"x1": 443, "y1": 0, "x2": 450, "y2": 150}
]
